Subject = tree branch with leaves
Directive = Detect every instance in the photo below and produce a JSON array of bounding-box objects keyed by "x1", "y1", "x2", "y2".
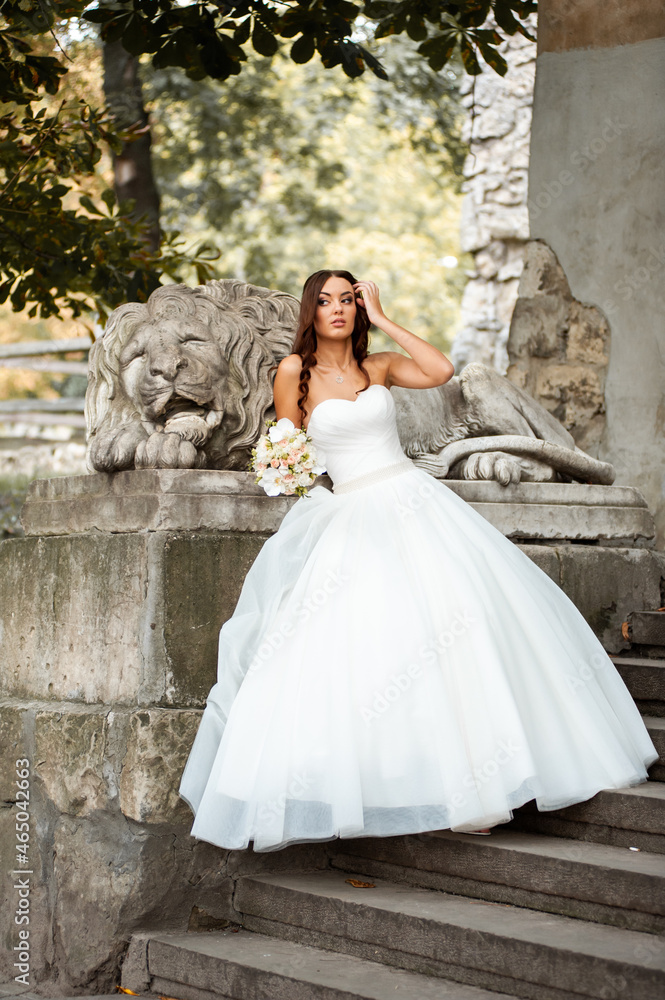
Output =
[{"x1": 0, "y1": 0, "x2": 536, "y2": 322}]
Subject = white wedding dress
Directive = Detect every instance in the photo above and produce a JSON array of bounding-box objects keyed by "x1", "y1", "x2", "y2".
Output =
[{"x1": 179, "y1": 382, "x2": 658, "y2": 852}]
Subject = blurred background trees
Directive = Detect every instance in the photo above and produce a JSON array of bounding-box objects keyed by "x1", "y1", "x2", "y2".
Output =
[
  {"x1": 0, "y1": 0, "x2": 536, "y2": 531},
  {"x1": 0, "y1": 0, "x2": 535, "y2": 396}
]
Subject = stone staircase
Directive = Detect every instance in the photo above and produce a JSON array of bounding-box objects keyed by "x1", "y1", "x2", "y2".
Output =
[{"x1": 122, "y1": 654, "x2": 665, "y2": 1000}]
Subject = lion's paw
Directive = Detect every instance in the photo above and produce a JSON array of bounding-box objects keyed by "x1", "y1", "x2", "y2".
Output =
[
  {"x1": 163, "y1": 413, "x2": 211, "y2": 446},
  {"x1": 135, "y1": 431, "x2": 202, "y2": 469},
  {"x1": 455, "y1": 451, "x2": 558, "y2": 485},
  {"x1": 459, "y1": 452, "x2": 523, "y2": 485}
]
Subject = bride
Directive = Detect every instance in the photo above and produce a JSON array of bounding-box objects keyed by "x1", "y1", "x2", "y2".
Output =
[{"x1": 179, "y1": 268, "x2": 658, "y2": 852}]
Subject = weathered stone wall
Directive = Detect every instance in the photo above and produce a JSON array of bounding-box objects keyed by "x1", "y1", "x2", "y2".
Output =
[
  {"x1": 453, "y1": 18, "x2": 536, "y2": 374},
  {"x1": 506, "y1": 240, "x2": 611, "y2": 455},
  {"x1": 527, "y1": 0, "x2": 665, "y2": 544},
  {"x1": 456, "y1": 2, "x2": 665, "y2": 546},
  {"x1": 0, "y1": 526, "x2": 332, "y2": 994}
]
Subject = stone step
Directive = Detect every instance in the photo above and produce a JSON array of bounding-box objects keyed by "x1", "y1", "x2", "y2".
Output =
[
  {"x1": 645, "y1": 715, "x2": 665, "y2": 780},
  {"x1": 0, "y1": 994, "x2": 119, "y2": 1000},
  {"x1": 506, "y1": 780, "x2": 665, "y2": 853},
  {"x1": 624, "y1": 611, "x2": 665, "y2": 647},
  {"x1": 234, "y1": 871, "x2": 665, "y2": 1000},
  {"x1": 329, "y1": 828, "x2": 665, "y2": 934},
  {"x1": 610, "y1": 655, "x2": 665, "y2": 716},
  {"x1": 122, "y1": 927, "x2": 516, "y2": 1000}
]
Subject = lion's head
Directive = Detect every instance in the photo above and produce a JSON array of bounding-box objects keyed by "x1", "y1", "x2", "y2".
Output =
[{"x1": 86, "y1": 279, "x2": 298, "y2": 473}]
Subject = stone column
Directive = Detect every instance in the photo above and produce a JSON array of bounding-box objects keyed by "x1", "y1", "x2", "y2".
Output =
[
  {"x1": 527, "y1": 0, "x2": 665, "y2": 544},
  {"x1": 453, "y1": 19, "x2": 536, "y2": 374}
]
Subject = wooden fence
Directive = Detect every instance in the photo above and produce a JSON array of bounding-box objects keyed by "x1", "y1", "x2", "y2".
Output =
[{"x1": 0, "y1": 338, "x2": 92, "y2": 429}]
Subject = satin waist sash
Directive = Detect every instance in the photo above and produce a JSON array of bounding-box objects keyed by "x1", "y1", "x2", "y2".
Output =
[{"x1": 332, "y1": 457, "x2": 416, "y2": 495}]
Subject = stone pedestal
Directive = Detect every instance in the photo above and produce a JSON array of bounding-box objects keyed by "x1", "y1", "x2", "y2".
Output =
[
  {"x1": 19, "y1": 468, "x2": 657, "y2": 547},
  {"x1": 1, "y1": 470, "x2": 663, "y2": 992}
]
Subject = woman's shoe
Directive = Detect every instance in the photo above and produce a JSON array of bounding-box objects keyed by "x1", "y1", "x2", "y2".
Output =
[{"x1": 463, "y1": 827, "x2": 492, "y2": 835}]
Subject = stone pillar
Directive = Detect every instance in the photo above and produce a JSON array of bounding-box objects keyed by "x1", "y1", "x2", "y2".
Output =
[
  {"x1": 453, "y1": 19, "x2": 536, "y2": 374},
  {"x1": 527, "y1": 0, "x2": 665, "y2": 545}
]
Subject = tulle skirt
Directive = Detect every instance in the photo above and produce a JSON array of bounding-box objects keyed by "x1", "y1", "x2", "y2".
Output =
[{"x1": 179, "y1": 467, "x2": 658, "y2": 851}]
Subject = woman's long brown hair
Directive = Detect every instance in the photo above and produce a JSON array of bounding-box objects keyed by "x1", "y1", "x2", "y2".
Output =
[{"x1": 289, "y1": 269, "x2": 372, "y2": 423}]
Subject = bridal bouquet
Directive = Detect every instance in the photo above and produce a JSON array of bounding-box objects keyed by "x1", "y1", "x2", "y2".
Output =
[{"x1": 250, "y1": 418, "x2": 327, "y2": 497}]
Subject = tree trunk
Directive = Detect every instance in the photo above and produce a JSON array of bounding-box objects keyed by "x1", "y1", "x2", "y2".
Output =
[{"x1": 102, "y1": 40, "x2": 161, "y2": 252}]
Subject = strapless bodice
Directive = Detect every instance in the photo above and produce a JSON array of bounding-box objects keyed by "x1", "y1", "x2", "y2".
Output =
[{"x1": 307, "y1": 383, "x2": 410, "y2": 488}]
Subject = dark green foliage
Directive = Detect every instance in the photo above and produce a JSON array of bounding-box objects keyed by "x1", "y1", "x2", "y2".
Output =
[
  {"x1": 0, "y1": 96, "x2": 218, "y2": 322},
  {"x1": 0, "y1": 0, "x2": 535, "y2": 319},
  {"x1": 0, "y1": 16, "x2": 218, "y2": 321},
  {"x1": 76, "y1": 0, "x2": 535, "y2": 82}
]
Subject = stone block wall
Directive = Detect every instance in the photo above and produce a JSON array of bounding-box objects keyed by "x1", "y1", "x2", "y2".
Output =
[
  {"x1": 506, "y1": 240, "x2": 611, "y2": 455},
  {"x1": 526, "y1": 1, "x2": 665, "y2": 544},
  {"x1": 453, "y1": 18, "x2": 536, "y2": 374},
  {"x1": 0, "y1": 527, "x2": 332, "y2": 994}
]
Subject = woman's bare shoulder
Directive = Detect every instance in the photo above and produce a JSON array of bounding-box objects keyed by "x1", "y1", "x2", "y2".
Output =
[{"x1": 276, "y1": 354, "x2": 303, "y2": 376}]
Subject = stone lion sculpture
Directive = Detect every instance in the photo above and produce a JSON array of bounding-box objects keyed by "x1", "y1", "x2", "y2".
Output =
[
  {"x1": 393, "y1": 367, "x2": 615, "y2": 485},
  {"x1": 86, "y1": 278, "x2": 615, "y2": 485},
  {"x1": 86, "y1": 280, "x2": 298, "y2": 473}
]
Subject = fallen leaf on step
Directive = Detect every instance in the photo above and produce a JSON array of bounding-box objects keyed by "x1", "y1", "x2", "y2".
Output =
[{"x1": 345, "y1": 878, "x2": 376, "y2": 888}]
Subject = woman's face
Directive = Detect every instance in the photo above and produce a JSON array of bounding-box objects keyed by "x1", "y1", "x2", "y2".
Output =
[{"x1": 313, "y1": 276, "x2": 357, "y2": 339}]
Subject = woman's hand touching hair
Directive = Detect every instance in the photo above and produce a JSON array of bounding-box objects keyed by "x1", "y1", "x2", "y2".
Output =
[{"x1": 353, "y1": 280, "x2": 385, "y2": 328}]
